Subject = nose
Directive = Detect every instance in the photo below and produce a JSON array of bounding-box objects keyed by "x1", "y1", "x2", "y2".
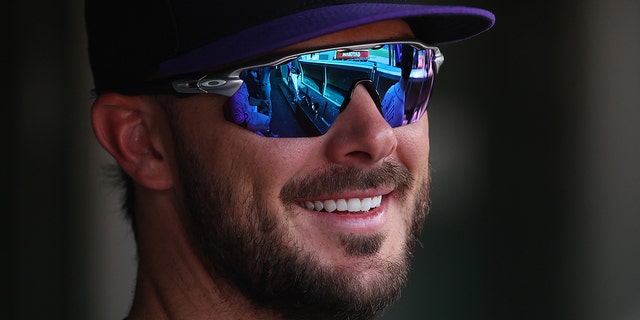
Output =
[{"x1": 324, "y1": 81, "x2": 398, "y2": 165}]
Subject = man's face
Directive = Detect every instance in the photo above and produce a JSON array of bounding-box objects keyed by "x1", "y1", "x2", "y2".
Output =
[{"x1": 167, "y1": 20, "x2": 431, "y2": 319}]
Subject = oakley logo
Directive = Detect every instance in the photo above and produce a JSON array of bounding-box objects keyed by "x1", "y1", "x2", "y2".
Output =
[
  {"x1": 172, "y1": 75, "x2": 229, "y2": 93},
  {"x1": 200, "y1": 79, "x2": 226, "y2": 88}
]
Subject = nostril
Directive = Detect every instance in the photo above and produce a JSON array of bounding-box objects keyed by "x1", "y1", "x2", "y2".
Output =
[{"x1": 344, "y1": 150, "x2": 374, "y2": 162}]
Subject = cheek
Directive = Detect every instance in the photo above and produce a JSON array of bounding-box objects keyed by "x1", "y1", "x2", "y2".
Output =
[
  {"x1": 395, "y1": 115, "x2": 430, "y2": 174},
  {"x1": 201, "y1": 131, "x2": 319, "y2": 205},
  {"x1": 176, "y1": 98, "x2": 321, "y2": 205},
  {"x1": 246, "y1": 138, "x2": 322, "y2": 198}
]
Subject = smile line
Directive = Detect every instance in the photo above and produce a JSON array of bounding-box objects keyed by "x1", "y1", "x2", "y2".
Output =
[{"x1": 300, "y1": 195, "x2": 383, "y2": 213}]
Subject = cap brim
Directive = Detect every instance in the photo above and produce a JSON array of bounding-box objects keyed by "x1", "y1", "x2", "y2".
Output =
[{"x1": 159, "y1": 4, "x2": 495, "y2": 77}]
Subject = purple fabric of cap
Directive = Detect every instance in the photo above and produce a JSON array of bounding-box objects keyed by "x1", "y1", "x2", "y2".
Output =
[
  {"x1": 85, "y1": 1, "x2": 495, "y2": 92},
  {"x1": 159, "y1": 3, "x2": 495, "y2": 77}
]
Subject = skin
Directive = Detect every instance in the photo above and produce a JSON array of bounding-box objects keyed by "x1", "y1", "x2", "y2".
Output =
[{"x1": 91, "y1": 19, "x2": 431, "y2": 320}]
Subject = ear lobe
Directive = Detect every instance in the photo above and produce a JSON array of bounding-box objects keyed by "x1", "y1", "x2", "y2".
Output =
[{"x1": 91, "y1": 93, "x2": 173, "y2": 190}]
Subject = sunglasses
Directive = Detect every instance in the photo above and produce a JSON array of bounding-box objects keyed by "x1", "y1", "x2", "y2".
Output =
[{"x1": 171, "y1": 40, "x2": 443, "y2": 138}]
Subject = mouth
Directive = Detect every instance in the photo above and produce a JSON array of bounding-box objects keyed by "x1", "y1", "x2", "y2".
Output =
[{"x1": 299, "y1": 195, "x2": 383, "y2": 213}]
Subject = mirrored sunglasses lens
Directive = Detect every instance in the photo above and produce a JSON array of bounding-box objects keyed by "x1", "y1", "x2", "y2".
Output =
[{"x1": 223, "y1": 43, "x2": 435, "y2": 137}]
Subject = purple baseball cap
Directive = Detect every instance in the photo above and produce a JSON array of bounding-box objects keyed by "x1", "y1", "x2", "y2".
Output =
[{"x1": 85, "y1": 0, "x2": 495, "y2": 93}]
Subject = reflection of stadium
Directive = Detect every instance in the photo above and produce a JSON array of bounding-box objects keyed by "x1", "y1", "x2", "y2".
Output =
[{"x1": 269, "y1": 49, "x2": 404, "y2": 137}]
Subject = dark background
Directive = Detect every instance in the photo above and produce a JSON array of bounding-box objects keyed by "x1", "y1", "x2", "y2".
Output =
[{"x1": 4, "y1": 0, "x2": 639, "y2": 319}]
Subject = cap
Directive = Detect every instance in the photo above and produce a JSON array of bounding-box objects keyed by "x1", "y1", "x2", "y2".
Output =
[{"x1": 85, "y1": 0, "x2": 495, "y2": 93}]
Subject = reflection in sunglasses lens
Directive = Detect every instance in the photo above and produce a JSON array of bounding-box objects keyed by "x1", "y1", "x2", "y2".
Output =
[{"x1": 222, "y1": 43, "x2": 437, "y2": 138}]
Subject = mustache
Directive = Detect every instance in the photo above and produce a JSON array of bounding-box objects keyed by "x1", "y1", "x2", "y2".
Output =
[{"x1": 280, "y1": 161, "x2": 414, "y2": 204}]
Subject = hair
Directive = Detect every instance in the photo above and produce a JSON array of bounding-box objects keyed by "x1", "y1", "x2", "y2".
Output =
[{"x1": 115, "y1": 166, "x2": 137, "y2": 235}]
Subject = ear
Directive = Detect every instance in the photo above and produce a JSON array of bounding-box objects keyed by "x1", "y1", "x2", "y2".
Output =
[{"x1": 91, "y1": 93, "x2": 173, "y2": 190}]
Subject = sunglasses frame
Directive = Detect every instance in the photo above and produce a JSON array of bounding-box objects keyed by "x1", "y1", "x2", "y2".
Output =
[{"x1": 170, "y1": 40, "x2": 443, "y2": 97}]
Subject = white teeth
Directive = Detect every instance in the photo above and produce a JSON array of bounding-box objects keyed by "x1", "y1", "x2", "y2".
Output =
[
  {"x1": 324, "y1": 200, "x2": 337, "y2": 213},
  {"x1": 347, "y1": 198, "x2": 360, "y2": 212},
  {"x1": 371, "y1": 195, "x2": 382, "y2": 208},
  {"x1": 361, "y1": 197, "x2": 372, "y2": 211},
  {"x1": 336, "y1": 199, "x2": 348, "y2": 211},
  {"x1": 305, "y1": 201, "x2": 314, "y2": 210},
  {"x1": 300, "y1": 195, "x2": 383, "y2": 213}
]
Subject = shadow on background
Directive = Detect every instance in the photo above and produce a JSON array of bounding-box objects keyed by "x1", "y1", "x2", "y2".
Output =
[{"x1": 5, "y1": 0, "x2": 639, "y2": 319}]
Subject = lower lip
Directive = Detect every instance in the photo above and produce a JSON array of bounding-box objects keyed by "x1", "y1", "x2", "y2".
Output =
[{"x1": 302, "y1": 199, "x2": 387, "y2": 233}]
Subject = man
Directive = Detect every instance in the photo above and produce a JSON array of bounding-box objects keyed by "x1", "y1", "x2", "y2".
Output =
[{"x1": 85, "y1": 1, "x2": 494, "y2": 319}]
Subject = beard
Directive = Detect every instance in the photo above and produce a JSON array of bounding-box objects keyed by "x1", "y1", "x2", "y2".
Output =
[{"x1": 173, "y1": 133, "x2": 430, "y2": 320}]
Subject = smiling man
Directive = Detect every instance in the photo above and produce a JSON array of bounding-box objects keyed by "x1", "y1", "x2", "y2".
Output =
[{"x1": 85, "y1": 1, "x2": 494, "y2": 319}]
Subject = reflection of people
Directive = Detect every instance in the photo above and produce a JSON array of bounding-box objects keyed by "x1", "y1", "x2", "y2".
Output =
[
  {"x1": 249, "y1": 66, "x2": 275, "y2": 115},
  {"x1": 288, "y1": 59, "x2": 302, "y2": 102},
  {"x1": 224, "y1": 82, "x2": 271, "y2": 135},
  {"x1": 381, "y1": 80, "x2": 406, "y2": 127},
  {"x1": 85, "y1": 0, "x2": 494, "y2": 319},
  {"x1": 241, "y1": 68, "x2": 273, "y2": 116},
  {"x1": 381, "y1": 44, "x2": 416, "y2": 126}
]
